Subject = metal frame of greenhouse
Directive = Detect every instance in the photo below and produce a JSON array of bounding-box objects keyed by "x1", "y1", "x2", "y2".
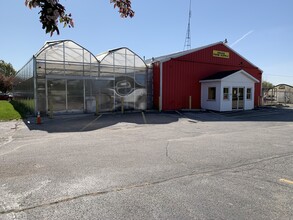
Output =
[{"x1": 13, "y1": 40, "x2": 151, "y2": 115}]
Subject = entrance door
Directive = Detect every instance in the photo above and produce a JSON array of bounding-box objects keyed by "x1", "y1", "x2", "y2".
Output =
[
  {"x1": 67, "y1": 79, "x2": 84, "y2": 113},
  {"x1": 232, "y1": 87, "x2": 244, "y2": 110},
  {"x1": 47, "y1": 79, "x2": 66, "y2": 113},
  {"x1": 47, "y1": 78, "x2": 85, "y2": 114}
]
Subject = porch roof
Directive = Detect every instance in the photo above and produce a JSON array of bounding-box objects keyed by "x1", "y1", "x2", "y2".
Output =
[{"x1": 199, "y1": 69, "x2": 259, "y2": 83}]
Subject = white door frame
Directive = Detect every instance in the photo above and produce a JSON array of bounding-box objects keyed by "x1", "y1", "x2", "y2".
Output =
[{"x1": 232, "y1": 87, "x2": 245, "y2": 110}]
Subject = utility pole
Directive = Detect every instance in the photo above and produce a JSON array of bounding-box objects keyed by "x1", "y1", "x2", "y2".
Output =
[{"x1": 183, "y1": 0, "x2": 192, "y2": 51}]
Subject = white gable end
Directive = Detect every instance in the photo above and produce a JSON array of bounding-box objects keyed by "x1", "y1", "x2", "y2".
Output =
[{"x1": 224, "y1": 70, "x2": 259, "y2": 83}]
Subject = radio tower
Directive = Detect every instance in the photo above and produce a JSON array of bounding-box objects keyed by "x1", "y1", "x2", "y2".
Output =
[{"x1": 183, "y1": 0, "x2": 192, "y2": 51}]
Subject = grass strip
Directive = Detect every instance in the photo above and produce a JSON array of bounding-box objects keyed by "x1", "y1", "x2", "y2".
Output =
[{"x1": 0, "y1": 100, "x2": 22, "y2": 121}]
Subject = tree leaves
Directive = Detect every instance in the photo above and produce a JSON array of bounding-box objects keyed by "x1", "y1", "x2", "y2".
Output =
[
  {"x1": 0, "y1": 74, "x2": 14, "y2": 93},
  {"x1": 0, "y1": 61, "x2": 16, "y2": 77},
  {"x1": 110, "y1": 0, "x2": 135, "y2": 18},
  {"x1": 262, "y1": 80, "x2": 274, "y2": 89},
  {"x1": 25, "y1": 0, "x2": 74, "y2": 36},
  {"x1": 25, "y1": 0, "x2": 134, "y2": 36}
]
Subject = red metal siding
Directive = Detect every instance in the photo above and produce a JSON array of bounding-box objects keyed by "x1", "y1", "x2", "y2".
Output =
[
  {"x1": 159, "y1": 43, "x2": 262, "y2": 111},
  {"x1": 162, "y1": 60, "x2": 200, "y2": 110},
  {"x1": 242, "y1": 68, "x2": 262, "y2": 106}
]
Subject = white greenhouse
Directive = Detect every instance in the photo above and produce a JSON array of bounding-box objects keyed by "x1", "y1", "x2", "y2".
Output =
[{"x1": 13, "y1": 40, "x2": 151, "y2": 115}]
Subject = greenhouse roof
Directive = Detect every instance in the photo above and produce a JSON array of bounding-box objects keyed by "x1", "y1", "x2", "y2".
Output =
[
  {"x1": 35, "y1": 40, "x2": 99, "y2": 64},
  {"x1": 96, "y1": 47, "x2": 147, "y2": 68}
]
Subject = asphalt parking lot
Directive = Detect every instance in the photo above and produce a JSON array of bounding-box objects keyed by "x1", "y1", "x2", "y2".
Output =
[{"x1": 0, "y1": 107, "x2": 293, "y2": 219}]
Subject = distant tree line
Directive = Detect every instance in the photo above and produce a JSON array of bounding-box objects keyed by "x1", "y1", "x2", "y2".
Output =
[
  {"x1": 0, "y1": 60, "x2": 16, "y2": 92},
  {"x1": 262, "y1": 80, "x2": 274, "y2": 89}
]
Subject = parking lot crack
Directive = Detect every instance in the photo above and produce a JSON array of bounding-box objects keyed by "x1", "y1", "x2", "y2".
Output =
[{"x1": 2, "y1": 153, "x2": 292, "y2": 216}]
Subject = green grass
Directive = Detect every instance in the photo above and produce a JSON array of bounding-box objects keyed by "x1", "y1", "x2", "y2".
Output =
[{"x1": 0, "y1": 100, "x2": 22, "y2": 121}]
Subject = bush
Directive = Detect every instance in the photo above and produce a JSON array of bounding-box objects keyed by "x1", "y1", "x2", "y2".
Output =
[{"x1": 10, "y1": 100, "x2": 33, "y2": 118}]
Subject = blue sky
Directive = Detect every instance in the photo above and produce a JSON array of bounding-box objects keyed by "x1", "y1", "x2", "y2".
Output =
[{"x1": 1, "y1": 0, "x2": 292, "y2": 85}]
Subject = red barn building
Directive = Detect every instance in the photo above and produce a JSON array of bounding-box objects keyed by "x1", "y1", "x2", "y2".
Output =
[{"x1": 148, "y1": 42, "x2": 262, "y2": 111}]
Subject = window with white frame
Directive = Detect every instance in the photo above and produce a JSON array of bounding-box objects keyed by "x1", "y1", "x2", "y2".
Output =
[
  {"x1": 223, "y1": 87, "x2": 229, "y2": 100},
  {"x1": 208, "y1": 87, "x2": 216, "y2": 100},
  {"x1": 246, "y1": 88, "x2": 252, "y2": 100}
]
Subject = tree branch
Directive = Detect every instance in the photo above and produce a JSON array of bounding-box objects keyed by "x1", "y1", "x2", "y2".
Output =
[{"x1": 25, "y1": 0, "x2": 134, "y2": 36}]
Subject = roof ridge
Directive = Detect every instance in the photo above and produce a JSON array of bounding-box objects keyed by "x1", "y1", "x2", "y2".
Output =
[{"x1": 146, "y1": 41, "x2": 223, "y2": 64}]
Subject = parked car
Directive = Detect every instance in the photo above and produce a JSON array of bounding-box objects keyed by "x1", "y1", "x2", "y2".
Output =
[{"x1": 0, "y1": 92, "x2": 13, "y2": 101}]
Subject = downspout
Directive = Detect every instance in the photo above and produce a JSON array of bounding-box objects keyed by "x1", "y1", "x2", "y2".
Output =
[
  {"x1": 259, "y1": 72, "x2": 263, "y2": 107},
  {"x1": 159, "y1": 62, "x2": 163, "y2": 111},
  {"x1": 82, "y1": 49, "x2": 86, "y2": 113}
]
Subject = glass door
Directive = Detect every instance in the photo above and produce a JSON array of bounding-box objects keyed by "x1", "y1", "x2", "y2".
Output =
[
  {"x1": 232, "y1": 87, "x2": 244, "y2": 110},
  {"x1": 47, "y1": 78, "x2": 85, "y2": 114},
  {"x1": 232, "y1": 88, "x2": 238, "y2": 110},
  {"x1": 238, "y1": 88, "x2": 244, "y2": 109},
  {"x1": 47, "y1": 79, "x2": 66, "y2": 113},
  {"x1": 67, "y1": 79, "x2": 84, "y2": 113}
]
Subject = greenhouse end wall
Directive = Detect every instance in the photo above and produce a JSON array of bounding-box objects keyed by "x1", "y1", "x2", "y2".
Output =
[
  {"x1": 97, "y1": 48, "x2": 149, "y2": 112},
  {"x1": 13, "y1": 57, "x2": 36, "y2": 114},
  {"x1": 14, "y1": 40, "x2": 150, "y2": 115}
]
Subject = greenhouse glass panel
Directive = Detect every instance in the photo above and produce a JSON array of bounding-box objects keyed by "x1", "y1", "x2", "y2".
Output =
[
  {"x1": 97, "y1": 47, "x2": 148, "y2": 111},
  {"x1": 67, "y1": 79, "x2": 84, "y2": 112},
  {"x1": 97, "y1": 81, "x2": 115, "y2": 112},
  {"x1": 13, "y1": 57, "x2": 35, "y2": 113},
  {"x1": 47, "y1": 79, "x2": 66, "y2": 112},
  {"x1": 103, "y1": 54, "x2": 114, "y2": 66}
]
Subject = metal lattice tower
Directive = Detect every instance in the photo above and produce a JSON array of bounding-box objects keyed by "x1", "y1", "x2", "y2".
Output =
[{"x1": 183, "y1": 0, "x2": 192, "y2": 51}]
